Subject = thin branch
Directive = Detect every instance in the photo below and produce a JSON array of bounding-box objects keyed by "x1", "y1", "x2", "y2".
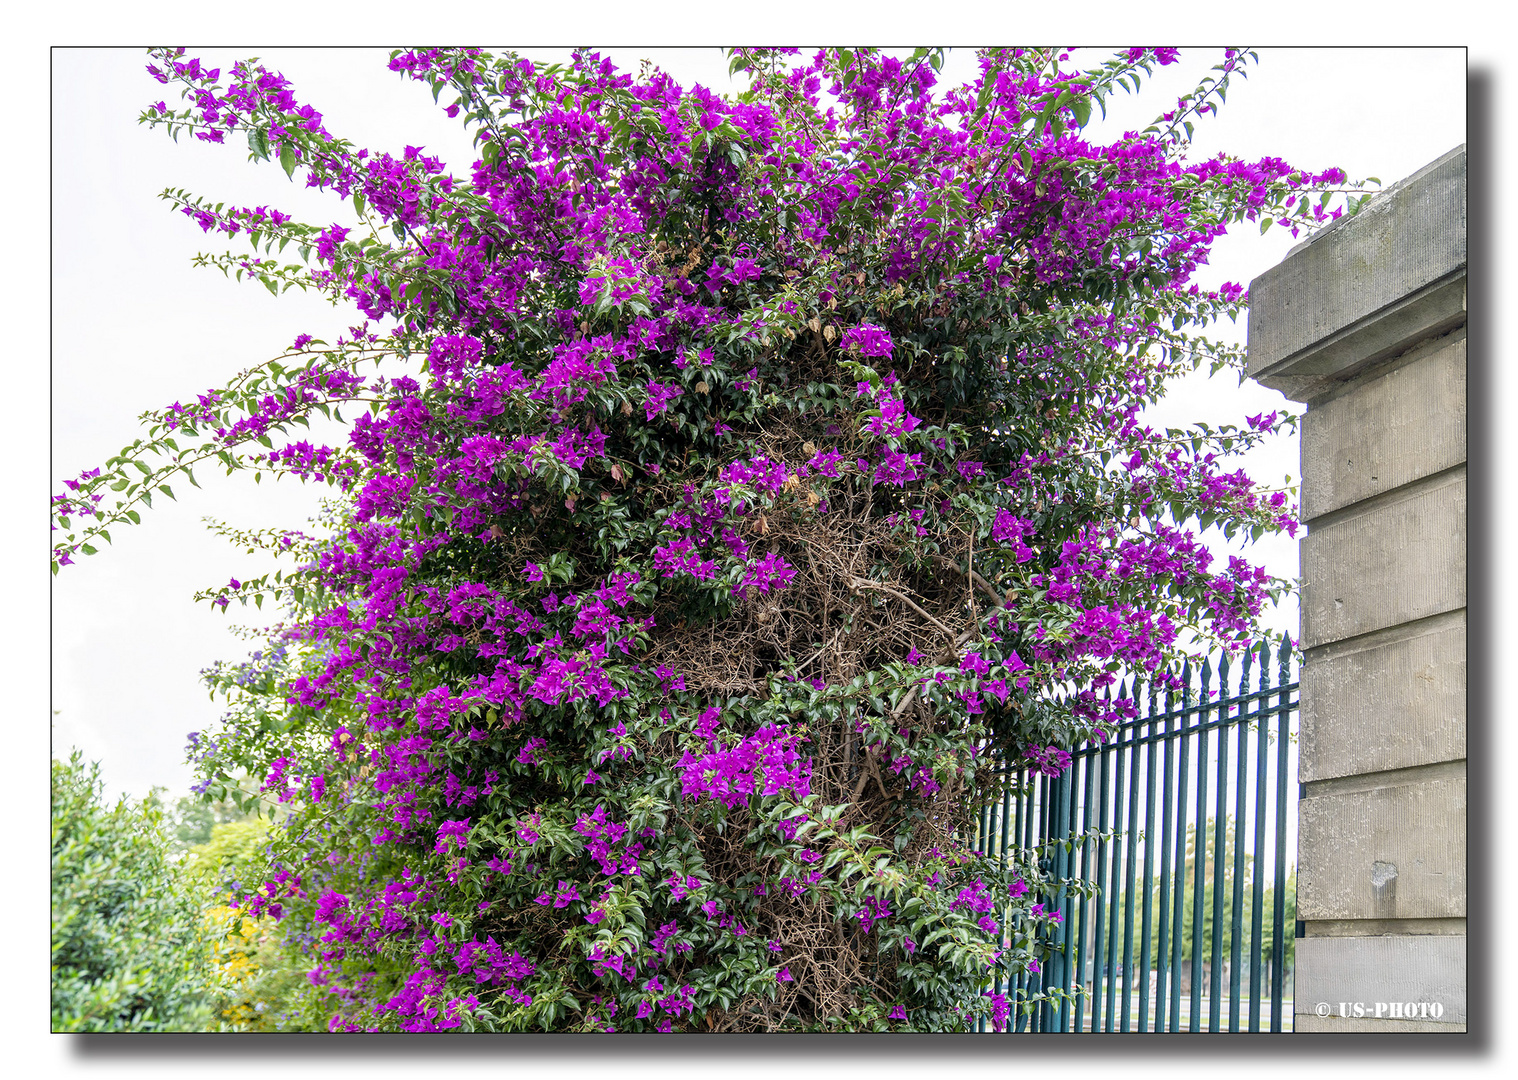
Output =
[{"x1": 849, "y1": 576, "x2": 957, "y2": 645}]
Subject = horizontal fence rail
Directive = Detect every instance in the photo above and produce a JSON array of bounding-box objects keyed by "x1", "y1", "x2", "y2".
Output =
[{"x1": 976, "y1": 639, "x2": 1300, "y2": 1033}]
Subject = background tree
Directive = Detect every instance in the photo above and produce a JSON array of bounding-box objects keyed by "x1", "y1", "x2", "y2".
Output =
[
  {"x1": 1105, "y1": 818, "x2": 1296, "y2": 982},
  {"x1": 168, "y1": 791, "x2": 251, "y2": 851},
  {"x1": 51, "y1": 753, "x2": 217, "y2": 1032}
]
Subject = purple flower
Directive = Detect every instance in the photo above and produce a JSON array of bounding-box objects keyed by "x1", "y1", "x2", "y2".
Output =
[
  {"x1": 961, "y1": 652, "x2": 990, "y2": 678},
  {"x1": 864, "y1": 396, "x2": 921, "y2": 439},
  {"x1": 314, "y1": 224, "x2": 350, "y2": 262},
  {"x1": 434, "y1": 818, "x2": 471, "y2": 854},
  {"x1": 840, "y1": 324, "x2": 893, "y2": 357},
  {"x1": 314, "y1": 890, "x2": 349, "y2": 925},
  {"x1": 984, "y1": 991, "x2": 1011, "y2": 1033},
  {"x1": 736, "y1": 551, "x2": 796, "y2": 599},
  {"x1": 644, "y1": 379, "x2": 683, "y2": 420}
]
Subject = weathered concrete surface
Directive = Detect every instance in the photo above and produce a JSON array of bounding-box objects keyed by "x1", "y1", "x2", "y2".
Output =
[
  {"x1": 1248, "y1": 146, "x2": 1466, "y2": 401},
  {"x1": 1300, "y1": 612, "x2": 1466, "y2": 781},
  {"x1": 1294, "y1": 934, "x2": 1466, "y2": 1026},
  {"x1": 1248, "y1": 146, "x2": 1468, "y2": 1036},
  {"x1": 1298, "y1": 774, "x2": 1466, "y2": 921},
  {"x1": 1300, "y1": 469, "x2": 1466, "y2": 648},
  {"x1": 1296, "y1": 1014, "x2": 1465, "y2": 1033},
  {"x1": 1301, "y1": 333, "x2": 1467, "y2": 520},
  {"x1": 1249, "y1": 279, "x2": 1466, "y2": 404},
  {"x1": 1304, "y1": 917, "x2": 1465, "y2": 938}
]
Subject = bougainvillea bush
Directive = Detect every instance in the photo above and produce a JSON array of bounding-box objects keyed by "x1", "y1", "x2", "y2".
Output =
[{"x1": 53, "y1": 47, "x2": 1359, "y2": 1032}]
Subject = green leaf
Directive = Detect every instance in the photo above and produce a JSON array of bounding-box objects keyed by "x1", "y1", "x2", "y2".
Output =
[
  {"x1": 1069, "y1": 95, "x2": 1092, "y2": 129},
  {"x1": 279, "y1": 143, "x2": 298, "y2": 179}
]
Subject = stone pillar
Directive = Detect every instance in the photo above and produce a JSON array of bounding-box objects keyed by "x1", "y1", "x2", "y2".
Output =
[{"x1": 1246, "y1": 146, "x2": 1467, "y2": 1032}]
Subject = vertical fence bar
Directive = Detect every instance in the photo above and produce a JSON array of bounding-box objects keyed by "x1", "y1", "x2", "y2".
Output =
[
  {"x1": 1137, "y1": 680, "x2": 1159, "y2": 1032},
  {"x1": 1001, "y1": 769, "x2": 1015, "y2": 864},
  {"x1": 1169, "y1": 663, "x2": 1191, "y2": 1031},
  {"x1": 1155, "y1": 679, "x2": 1176, "y2": 1031},
  {"x1": 995, "y1": 768, "x2": 1007, "y2": 1032},
  {"x1": 1044, "y1": 769, "x2": 1059, "y2": 1032},
  {"x1": 1093, "y1": 709, "x2": 1116, "y2": 1033},
  {"x1": 1015, "y1": 765, "x2": 1034, "y2": 1032},
  {"x1": 1062, "y1": 757, "x2": 1081, "y2": 1031},
  {"x1": 977, "y1": 792, "x2": 992, "y2": 1033},
  {"x1": 1105, "y1": 681, "x2": 1132, "y2": 1032},
  {"x1": 995, "y1": 759, "x2": 1007, "y2": 1032},
  {"x1": 1190, "y1": 658, "x2": 1211, "y2": 1032},
  {"x1": 1271, "y1": 645, "x2": 1292, "y2": 1032},
  {"x1": 1023, "y1": 772, "x2": 1042, "y2": 1033},
  {"x1": 1020, "y1": 771, "x2": 1044, "y2": 1032},
  {"x1": 1044, "y1": 768, "x2": 1071, "y2": 1033},
  {"x1": 1073, "y1": 741, "x2": 1095, "y2": 1033},
  {"x1": 1249, "y1": 642, "x2": 1272, "y2": 1031},
  {"x1": 1227, "y1": 647, "x2": 1253, "y2": 1032},
  {"x1": 1029, "y1": 770, "x2": 1044, "y2": 1034},
  {"x1": 1014, "y1": 765, "x2": 1026, "y2": 862},
  {"x1": 1209, "y1": 651, "x2": 1230, "y2": 1033}
]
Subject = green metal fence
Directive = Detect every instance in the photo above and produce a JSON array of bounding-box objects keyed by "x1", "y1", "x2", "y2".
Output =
[{"x1": 976, "y1": 639, "x2": 1299, "y2": 1033}]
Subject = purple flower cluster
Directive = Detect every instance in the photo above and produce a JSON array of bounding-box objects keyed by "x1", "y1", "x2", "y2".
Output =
[{"x1": 677, "y1": 721, "x2": 812, "y2": 808}]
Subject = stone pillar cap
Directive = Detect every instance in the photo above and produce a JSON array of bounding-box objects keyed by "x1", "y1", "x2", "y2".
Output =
[{"x1": 1246, "y1": 146, "x2": 1466, "y2": 403}]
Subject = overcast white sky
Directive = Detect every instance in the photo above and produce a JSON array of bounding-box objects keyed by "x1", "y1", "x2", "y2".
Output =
[
  {"x1": 12, "y1": 6, "x2": 1516, "y2": 1077},
  {"x1": 47, "y1": 45, "x2": 1466, "y2": 802}
]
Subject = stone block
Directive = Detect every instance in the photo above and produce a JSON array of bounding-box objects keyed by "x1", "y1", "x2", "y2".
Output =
[
  {"x1": 1300, "y1": 612, "x2": 1466, "y2": 781},
  {"x1": 1294, "y1": 934, "x2": 1466, "y2": 1026},
  {"x1": 1301, "y1": 469, "x2": 1465, "y2": 648},
  {"x1": 1301, "y1": 335, "x2": 1466, "y2": 521},
  {"x1": 1297, "y1": 775, "x2": 1466, "y2": 921},
  {"x1": 1248, "y1": 146, "x2": 1466, "y2": 392}
]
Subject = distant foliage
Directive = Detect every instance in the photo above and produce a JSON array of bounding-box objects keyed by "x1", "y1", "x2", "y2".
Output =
[
  {"x1": 184, "y1": 817, "x2": 331, "y2": 1031},
  {"x1": 51, "y1": 753, "x2": 215, "y2": 1031}
]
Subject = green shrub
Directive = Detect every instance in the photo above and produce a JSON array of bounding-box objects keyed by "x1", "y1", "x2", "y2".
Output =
[
  {"x1": 51, "y1": 752, "x2": 216, "y2": 1031},
  {"x1": 180, "y1": 815, "x2": 331, "y2": 1032}
]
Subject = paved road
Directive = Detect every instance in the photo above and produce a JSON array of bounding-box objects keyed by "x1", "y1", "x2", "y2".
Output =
[{"x1": 1061, "y1": 989, "x2": 1295, "y2": 1032}]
